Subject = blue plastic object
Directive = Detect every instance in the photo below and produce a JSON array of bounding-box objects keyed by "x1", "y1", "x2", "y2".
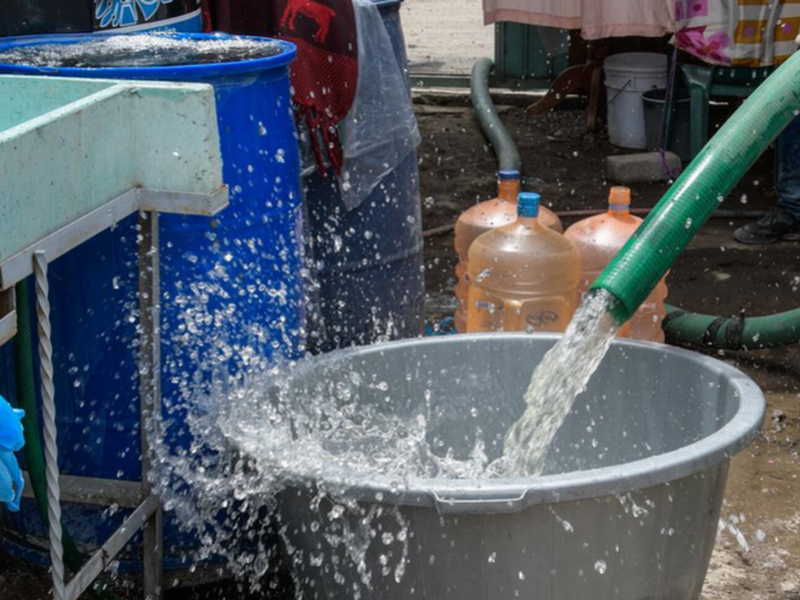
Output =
[
  {"x1": 518, "y1": 192, "x2": 541, "y2": 218},
  {"x1": 305, "y1": 0, "x2": 425, "y2": 351},
  {"x1": 0, "y1": 395, "x2": 24, "y2": 512},
  {"x1": 0, "y1": 32, "x2": 303, "y2": 570}
]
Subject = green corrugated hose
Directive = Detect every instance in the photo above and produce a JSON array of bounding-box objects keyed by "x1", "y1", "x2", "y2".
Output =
[
  {"x1": 662, "y1": 303, "x2": 800, "y2": 350},
  {"x1": 591, "y1": 50, "x2": 800, "y2": 326},
  {"x1": 471, "y1": 58, "x2": 522, "y2": 173},
  {"x1": 13, "y1": 280, "x2": 118, "y2": 600}
]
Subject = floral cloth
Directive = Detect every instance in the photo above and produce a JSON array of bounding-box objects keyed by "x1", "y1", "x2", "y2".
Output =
[{"x1": 674, "y1": 0, "x2": 800, "y2": 66}]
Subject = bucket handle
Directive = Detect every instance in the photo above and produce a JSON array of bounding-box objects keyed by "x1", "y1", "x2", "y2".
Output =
[
  {"x1": 607, "y1": 79, "x2": 633, "y2": 105},
  {"x1": 428, "y1": 488, "x2": 531, "y2": 515}
]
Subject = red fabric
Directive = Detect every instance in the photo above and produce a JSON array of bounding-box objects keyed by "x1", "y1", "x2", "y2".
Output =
[
  {"x1": 200, "y1": 0, "x2": 214, "y2": 31},
  {"x1": 210, "y1": 0, "x2": 358, "y2": 174}
]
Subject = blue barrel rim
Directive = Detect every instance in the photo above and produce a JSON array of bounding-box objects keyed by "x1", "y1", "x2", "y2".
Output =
[{"x1": 0, "y1": 32, "x2": 296, "y2": 79}]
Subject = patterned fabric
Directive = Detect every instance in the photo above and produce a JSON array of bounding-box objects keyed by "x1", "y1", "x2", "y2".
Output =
[
  {"x1": 675, "y1": 0, "x2": 800, "y2": 66},
  {"x1": 94, "y1": 0, "x2": 202, "y2": 32},
  {"x1": 482, "y1": 0, "x2": 675, "y2": 40}
]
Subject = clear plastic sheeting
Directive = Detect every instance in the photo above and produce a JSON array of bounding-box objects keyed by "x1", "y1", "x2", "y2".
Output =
[{"x1": 337, "y1": 0, "x2": 421, "y2": 211}]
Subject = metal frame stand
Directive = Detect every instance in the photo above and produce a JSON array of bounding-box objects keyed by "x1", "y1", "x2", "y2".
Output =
[{"x1": 0, "y1": 188, "x2": 227, "y2": 600}]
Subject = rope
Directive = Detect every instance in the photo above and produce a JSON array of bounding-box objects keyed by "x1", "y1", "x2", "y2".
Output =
[{"x1": 34, "y1": 250, "x2": 65, "y2": 600}]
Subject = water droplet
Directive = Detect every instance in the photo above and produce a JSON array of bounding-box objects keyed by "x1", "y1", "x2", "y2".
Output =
[
  {"x1": 476, "y1": 268, "x2": 492, "y2": 282},
  {"x1": 594, "y1": 560, "x2": 607, "y2": 574}
]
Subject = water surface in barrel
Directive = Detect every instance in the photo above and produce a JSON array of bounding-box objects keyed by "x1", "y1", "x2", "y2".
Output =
[{"x1": 0, "y1": 34, "x2": 282, "y2": 68}]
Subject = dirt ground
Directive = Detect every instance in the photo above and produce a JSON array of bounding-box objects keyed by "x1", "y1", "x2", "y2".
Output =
[{"x1": 3, "y1": 95, "x2": 800, "y2": 599}]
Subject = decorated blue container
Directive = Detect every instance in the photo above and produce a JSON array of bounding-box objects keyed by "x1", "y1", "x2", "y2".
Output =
[{"x1": 0, "y1": 32, "x2": 303, "y2": 572}]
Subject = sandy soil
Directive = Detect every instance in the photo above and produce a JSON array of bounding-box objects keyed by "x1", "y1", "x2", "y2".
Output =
[
  {"x1": 3, "y1": 96, "x2": 800, "y2": 599},
  {"x1": 401, "y1": 0, "x2": 493, "y2": 74}
]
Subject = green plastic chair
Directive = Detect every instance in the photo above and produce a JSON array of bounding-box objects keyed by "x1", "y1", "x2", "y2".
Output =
[{"x1": 681, "y1": 64, "x2": 773, "y2": 158}]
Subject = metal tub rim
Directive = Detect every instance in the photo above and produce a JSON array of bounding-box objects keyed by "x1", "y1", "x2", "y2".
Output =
[{"x1": 277, "y1": 333, "x2": 765, "y2": 515}]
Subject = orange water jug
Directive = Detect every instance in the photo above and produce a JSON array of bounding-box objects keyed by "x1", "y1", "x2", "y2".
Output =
[
  {"x1": 563, "y1": 187, "x2": 668, "y2": 342},
  {"x1": 466, "y1": 193, "x2": 580, "y2": 333},
  {"x1": 454, "y1": 170, "x2": 563, "y2": 332}
]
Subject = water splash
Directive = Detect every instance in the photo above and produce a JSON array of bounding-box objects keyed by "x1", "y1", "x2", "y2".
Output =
[{"x1": 147, "y1": 285, "x2": 621, "y2": 588}]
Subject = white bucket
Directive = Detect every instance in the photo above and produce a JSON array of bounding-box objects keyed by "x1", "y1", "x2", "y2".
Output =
[{"x1": 605, "y1": 52, "x2": 669, "y2": 149}]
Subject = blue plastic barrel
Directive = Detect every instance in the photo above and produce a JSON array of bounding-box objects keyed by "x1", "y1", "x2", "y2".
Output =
[
  {"x1": 305, "y1": 0, "x2": 425, "y2": 351},
  {"x1": 0, "y1": 33, "x2": 303, "y2": 571}
]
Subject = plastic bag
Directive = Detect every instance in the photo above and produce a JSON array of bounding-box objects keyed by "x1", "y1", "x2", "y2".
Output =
[
  {"x1": 337, "y1": 0, "x2": 421, "y2": 211},
  {"x1": 0, "y1": 395, "x2": 24, "y2": 512}
]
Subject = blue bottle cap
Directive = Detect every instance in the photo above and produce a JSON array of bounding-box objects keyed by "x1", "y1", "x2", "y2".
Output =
[
  {"x1": 517, "y1": 192, "x2": 541, "y2": 218},
  {"x1": 498, "y1": 169, "x2": 520, "y2": 181}
]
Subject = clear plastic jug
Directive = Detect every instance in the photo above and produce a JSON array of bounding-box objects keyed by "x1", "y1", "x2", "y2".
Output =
[
  {"x1": 466, "y1": 192, "x2": 579, "y2": 333},
  {"x1": 563, "y1": 187, "x2": 668, "y2": 342},
  {"x1": 453, "y1": 170, "x2": 563, "y2": 332}
]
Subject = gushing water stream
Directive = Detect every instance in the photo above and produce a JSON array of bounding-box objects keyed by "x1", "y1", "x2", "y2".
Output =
[{"x1": 503, "y1": 290, "x2": 621, "y2": 476}]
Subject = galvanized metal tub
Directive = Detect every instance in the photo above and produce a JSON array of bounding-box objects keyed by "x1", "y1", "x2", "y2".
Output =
[{"x1": 273, "y1": 334, "x2": 765, "y2": 600}]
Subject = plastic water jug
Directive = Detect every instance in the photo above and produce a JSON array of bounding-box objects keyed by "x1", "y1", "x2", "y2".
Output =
[
  {"x1": 466, "y1": 193, "x2": 579, "y2": 333},
  {"x1": 564, "y1": 187, "x2": 668, "y2": 342},
  {"x1": 454, "y1": 170, "x2": 563, "y2": 332}
]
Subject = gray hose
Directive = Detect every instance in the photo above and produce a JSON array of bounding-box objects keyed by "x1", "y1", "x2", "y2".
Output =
[{"x1": 470, "y1": 58, "x2": 522, "y2": 173}]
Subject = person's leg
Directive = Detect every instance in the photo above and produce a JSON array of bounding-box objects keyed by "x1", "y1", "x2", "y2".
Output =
[
  {"x1": 777, "y1": 110, "x2": 800, "y2": 219},
  {"x1": 734, "y1": 112, "x2": 800, "y2": 244}
]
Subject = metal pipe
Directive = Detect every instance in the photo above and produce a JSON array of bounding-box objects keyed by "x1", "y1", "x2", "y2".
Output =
[
  {"x1": 137, "y1": 211, "x2": 164, "y2": 600},
  {"x1": 64, "y1": 495, "x2": 160, "y2": 600}
]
